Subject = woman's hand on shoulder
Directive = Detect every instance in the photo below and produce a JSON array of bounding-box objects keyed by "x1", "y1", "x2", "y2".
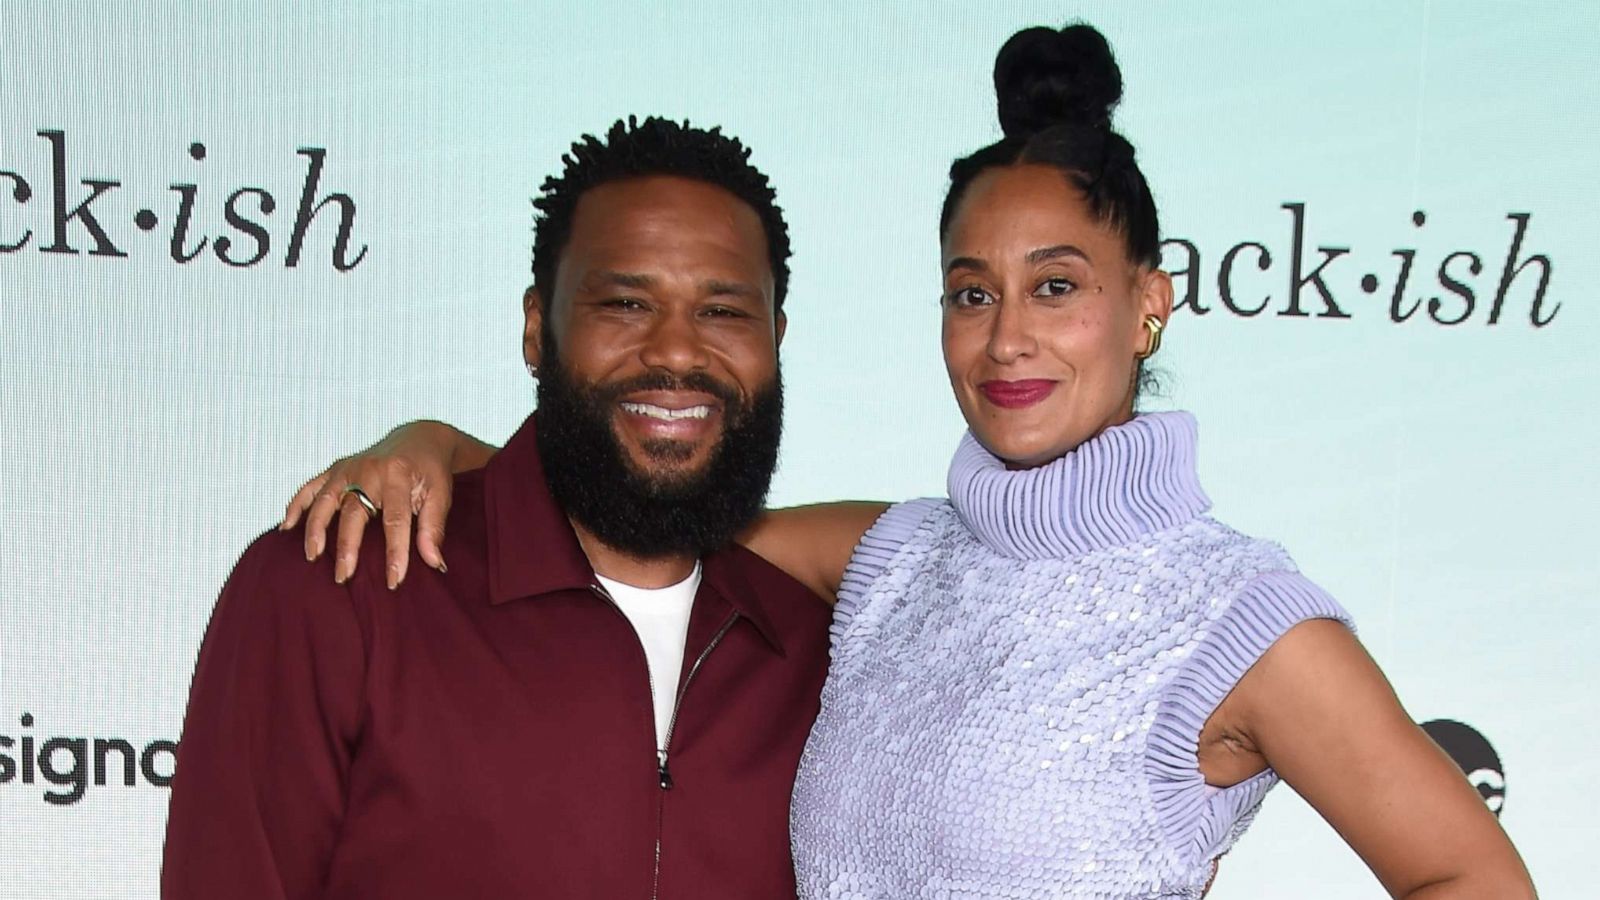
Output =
[
  {"x1": 737, "y1": 502, "x2": 890, "y2": 604},
  {"x1": 281, "y1": 420, "x2": 498, "y2": 589},
  {"x1": 1227, "y1": 620, "x2": 1534, "y2": 898}
]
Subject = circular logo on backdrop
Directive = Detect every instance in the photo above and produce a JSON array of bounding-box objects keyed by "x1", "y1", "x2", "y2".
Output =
[{"x1": 1420, "y1": 719, "x2": 1504, "y2": 816}]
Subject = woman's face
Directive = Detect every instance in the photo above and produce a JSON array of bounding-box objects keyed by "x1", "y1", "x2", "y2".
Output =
[{"x1": 940, "y1": 164, "x2": 1172, "y2": 468}]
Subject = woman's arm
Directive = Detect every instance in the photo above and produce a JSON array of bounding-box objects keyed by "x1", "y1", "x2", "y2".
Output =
[
  {"x1": 737, "y1": 503, "x2": 890, "y2": 603},
  {"x1": 281, "y1": 420, "x2": 889, "y2": 599},
  {"x1": 1212, "y1": 621, "x2": 1535, "y2": 898},
  {"x1": 281, "y1": 420, "x2": 497, "y2": 588}
]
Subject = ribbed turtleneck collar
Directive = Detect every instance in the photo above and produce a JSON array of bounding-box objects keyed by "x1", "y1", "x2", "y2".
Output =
[{"x1": 946, "y1": 411, "x2": 1212, "y2": 560}]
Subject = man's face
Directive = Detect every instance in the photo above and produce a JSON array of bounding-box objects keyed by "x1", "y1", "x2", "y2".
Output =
[
  {"x1": 526, "y1": 175, "x2": 786, "y2": 557},
  {"x1": 530, "y1": 175, "x2": 784, "y2": 479}
]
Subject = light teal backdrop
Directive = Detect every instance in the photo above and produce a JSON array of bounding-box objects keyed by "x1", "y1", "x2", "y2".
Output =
[{"x1": 2, "y1": 2, "x2": 1595, "y2": 896}]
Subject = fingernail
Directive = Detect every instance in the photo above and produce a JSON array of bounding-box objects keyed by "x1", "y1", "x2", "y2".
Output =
[
  {"x1": 387, "y1": 564, "x2": 400, "y2": 591},
  {"x1": 437, "y1": 559, "x2": 448, "y2": 574}
]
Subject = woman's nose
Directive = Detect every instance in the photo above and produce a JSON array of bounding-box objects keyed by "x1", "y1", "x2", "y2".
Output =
[{"x1": 986, "y1": 298, "x2": 1038, "y2": 364}]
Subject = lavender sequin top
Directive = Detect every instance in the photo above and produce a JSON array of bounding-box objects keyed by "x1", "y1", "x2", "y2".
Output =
[{"x1": 790, "y1": 412, "x2": 1352, "y2": 898}]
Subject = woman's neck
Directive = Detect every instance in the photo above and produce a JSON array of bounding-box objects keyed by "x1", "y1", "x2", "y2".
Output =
[{"x1": 948, "y1": 411, "x2": 1211, "y2": 560}]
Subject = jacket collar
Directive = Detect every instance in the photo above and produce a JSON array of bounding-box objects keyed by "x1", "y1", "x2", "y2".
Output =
[{"x1": 482, "y1": 414, "x2": 785, "y2": 654}]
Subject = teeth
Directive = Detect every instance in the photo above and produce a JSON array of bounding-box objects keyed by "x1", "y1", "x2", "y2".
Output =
[{"x1": 621, "y1": 402, "x2": 712, "y2": 421}]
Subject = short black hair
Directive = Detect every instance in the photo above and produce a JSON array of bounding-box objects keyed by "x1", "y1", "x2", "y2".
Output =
[{"x1": 531, "y1": 116, "x2": 792, "y2": 309}]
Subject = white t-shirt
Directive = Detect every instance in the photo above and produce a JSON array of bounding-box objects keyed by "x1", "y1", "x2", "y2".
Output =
[{"x1": 594, "y1": 563, "x2": 702, "y2": 751}]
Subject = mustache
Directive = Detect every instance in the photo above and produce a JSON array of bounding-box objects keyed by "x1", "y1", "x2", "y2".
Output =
[{"x1": 589, "y1": 370, "x2": 746, "y2": 416}]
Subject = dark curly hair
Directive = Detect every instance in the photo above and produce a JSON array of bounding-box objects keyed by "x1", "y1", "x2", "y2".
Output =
[
  {"x1": 531, "y1": 116, "x2": 792, "y2": 309},
  {"x1": 939, "y1": 24, "x2": 1159, "y2": 270}
]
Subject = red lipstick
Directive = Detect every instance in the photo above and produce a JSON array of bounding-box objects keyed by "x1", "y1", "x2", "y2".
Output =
[{"x1": 978, "y1": 379, "x2": 1057, "y2": 409}]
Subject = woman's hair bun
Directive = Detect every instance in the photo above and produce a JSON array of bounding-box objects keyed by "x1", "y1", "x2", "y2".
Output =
[{"x1": 993, "y1": 23, "x2": 1124, "y2": 139}]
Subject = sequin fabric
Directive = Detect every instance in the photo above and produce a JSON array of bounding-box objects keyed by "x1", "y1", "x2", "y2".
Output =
[{"x1": 790, "y1": 413, "x2": 1352, "y2": 899}]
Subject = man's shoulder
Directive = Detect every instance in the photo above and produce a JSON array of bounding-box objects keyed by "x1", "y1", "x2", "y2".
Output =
[
  {"x1": 715, "y1": 541, "x2": 815, "y2": 591},
  {"x1": 208, "y1": 526, "x2": 366, "y2": 643},
  {"x1": 451, "y1": 467, "x2": 490, "y2": 501},
  {"x1": 235, "y1": 525, "x2": 344, "y2": 592},
  {"x1": 331, "y1": 468, "x2": 492, "y2": 586},
  {"x1": 711, "y1": 542, "x2": 834, "y2": 634},
  {"x1": 445, "y1": 468, "x2": 490, "y2": 537}
]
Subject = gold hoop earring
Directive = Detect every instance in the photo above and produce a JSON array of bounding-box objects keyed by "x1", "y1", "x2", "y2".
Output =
[{"x1": 1136, "y1": 315, "x2": 1164, "y2": 360}]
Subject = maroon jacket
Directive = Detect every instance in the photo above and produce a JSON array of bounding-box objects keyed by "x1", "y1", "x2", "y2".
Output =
[{"x1": 162, "y1": 416, "x2": 833, "y2": 899}]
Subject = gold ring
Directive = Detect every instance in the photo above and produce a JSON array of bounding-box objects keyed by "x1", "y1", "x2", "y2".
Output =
[{"x1": 340, "y1": 484, "x2": 379, "y2": 518}]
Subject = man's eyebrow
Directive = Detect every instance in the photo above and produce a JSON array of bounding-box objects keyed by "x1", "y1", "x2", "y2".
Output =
[
  {"x1": 944, "y1": 256, "x2": 988, "y2": 275},
  {"x1": 1026, "y1": 244, "x2": 1090, "y2": 264},
  {"x1": 588, "y1": 270, "x2": 656, "y2": 290},
  {"x1": 703, "y1": 279, "x2": 764, "y2": 301}
]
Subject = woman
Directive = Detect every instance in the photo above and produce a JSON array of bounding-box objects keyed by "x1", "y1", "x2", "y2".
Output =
[{"x1": 283, "y1": 24, "x2": 1532, "y2": 898}]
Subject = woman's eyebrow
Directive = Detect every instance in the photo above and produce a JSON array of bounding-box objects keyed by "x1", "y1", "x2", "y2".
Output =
[
  {"x1": 945, "y1": 245, "x2": 1092, "y2": 275},
  {"x1": 944, "y1": 256, "x2": 988, "y2": 275},
  {"x1": 1025, "y1": 244, "x2": 1090, "y2": 264}
]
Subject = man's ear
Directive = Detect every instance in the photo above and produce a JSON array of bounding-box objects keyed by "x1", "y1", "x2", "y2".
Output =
[
  {"x1": 523, "y1": 285, "x2": 544, "y2": 371},
  {"x1": 775, "y1": 310, "x2": 787, "y2": 349}
]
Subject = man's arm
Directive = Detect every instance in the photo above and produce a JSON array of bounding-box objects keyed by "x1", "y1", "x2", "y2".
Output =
[{"x1": 162, "y1": 531, "x2": 367, "y2": 900}]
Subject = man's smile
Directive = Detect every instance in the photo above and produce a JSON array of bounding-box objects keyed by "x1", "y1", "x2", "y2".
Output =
[{"x1": 617, "y1": 390, "x2": 724, "y2": 442}]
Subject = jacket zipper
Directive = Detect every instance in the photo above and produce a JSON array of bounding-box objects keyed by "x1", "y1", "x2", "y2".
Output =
[
  {"x1": 590, "y1": 582, "x2": 740, "y2": 900},
  {"x1": 658, "y1": 611, "x2": 739, "y2": 789}
]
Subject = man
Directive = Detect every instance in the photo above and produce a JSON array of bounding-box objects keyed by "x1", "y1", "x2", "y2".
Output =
[{"x1": 162, "y1": 117, "x2": 833, "y2": 899}]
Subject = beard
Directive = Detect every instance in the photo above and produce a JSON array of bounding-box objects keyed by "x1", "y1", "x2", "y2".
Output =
[{"x1": 532, "y1": 333, "x2": 784, "y2": 560}]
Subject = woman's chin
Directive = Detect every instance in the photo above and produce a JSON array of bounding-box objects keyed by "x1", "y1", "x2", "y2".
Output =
[{"x1": 972, "y1": 429, "x2": 1080, "y2": 471}]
